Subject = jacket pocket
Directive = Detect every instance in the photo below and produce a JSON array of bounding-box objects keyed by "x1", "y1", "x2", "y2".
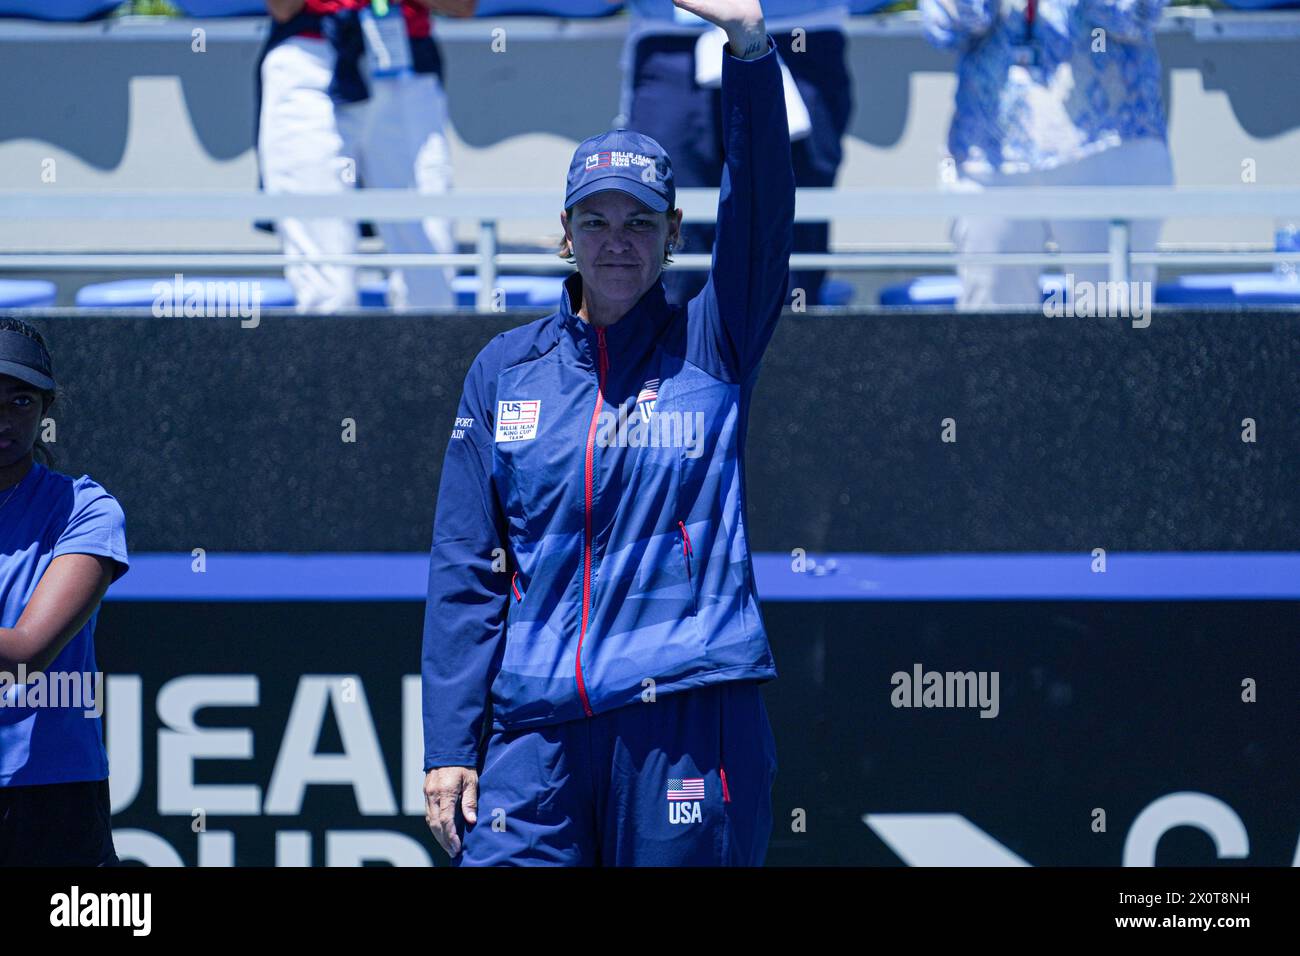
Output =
[
  {"x1": 505, "y1": 571, "x2": 526, "y2": 639},
  {"x1": 677, "y1": 519, "x2": 698, "y2": 616}
]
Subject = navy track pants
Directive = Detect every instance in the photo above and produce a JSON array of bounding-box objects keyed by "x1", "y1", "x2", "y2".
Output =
[{"x1": 452, "y1": 680, "x2": 778, "y2": 866}]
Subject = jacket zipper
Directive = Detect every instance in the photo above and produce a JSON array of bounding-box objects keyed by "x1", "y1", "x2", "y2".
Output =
[
  {"x1": 576, "y1": 325, "x2": 608, "y2": 718},
  {"x1": 511, "y1": 571, "x2": 522, "y2": 602}
]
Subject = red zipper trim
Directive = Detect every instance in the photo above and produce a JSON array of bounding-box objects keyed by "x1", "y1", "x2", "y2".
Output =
[
  {"x1": 576, "y1": 326, "x2": 608, "y2": 718},
  {"x1": 719, "y1": 685, "x2": 731, "y2": 803},
  {"x1": 678, "y1": 519, "x2": 693, "y2": 582},
  {"x1": 511, "y1": 571, "x2": 521, "y2": 602}
]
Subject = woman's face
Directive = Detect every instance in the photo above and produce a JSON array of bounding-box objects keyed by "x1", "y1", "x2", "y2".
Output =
[
  {"x1": 0, "y1": 374, "x2": 44, "y2": 468},
  {"x1": 563, "y1": 191, "x2": 681, "y2": 313}
]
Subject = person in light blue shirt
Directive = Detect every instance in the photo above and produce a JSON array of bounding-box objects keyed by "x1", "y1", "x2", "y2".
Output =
[
  {"x1": 921, "y1": 0, "x2": 1173, "y2": 308},
  {"x1": 0, "y1": 318, "x2": 130, "y2": 866}
]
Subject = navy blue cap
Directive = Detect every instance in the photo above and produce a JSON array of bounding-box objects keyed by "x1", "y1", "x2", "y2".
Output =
[
  {"x1": 565, "y1": 128, "x2": 675, "y2": 213},
  {"x1": 0, "y1": 327, "x2": 55, "y2": 391}
]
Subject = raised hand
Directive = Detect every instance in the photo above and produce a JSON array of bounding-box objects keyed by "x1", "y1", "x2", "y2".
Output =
[
  {"x1": 673, "y1": 0, "x2": 767, "y2": 59},
  {"x1": 672, "y1": 0, "x2": 763, "y2": 31}
]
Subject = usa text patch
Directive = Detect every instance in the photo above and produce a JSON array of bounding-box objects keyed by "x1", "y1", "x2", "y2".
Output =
[{"x1": 495, "y1": 400, "x2": 541, "y2": 442}]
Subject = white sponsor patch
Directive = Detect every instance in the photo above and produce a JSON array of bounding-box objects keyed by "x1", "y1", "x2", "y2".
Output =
[{"x1": 495, "y1": 400, "x2": 541, "y2": 442}]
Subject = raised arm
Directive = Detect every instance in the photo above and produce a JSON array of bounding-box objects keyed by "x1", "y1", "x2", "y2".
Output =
[{"x1": 681, "y1": 0, "x2": 795, "y2": 383}]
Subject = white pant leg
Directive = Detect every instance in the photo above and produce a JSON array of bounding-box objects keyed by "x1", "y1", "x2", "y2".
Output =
[
  {"x1": 412, "y1": 74, "x2": 458, "y2": 307},
  {"x1": 258, "y1": 37, "x2": 359, "y2": 312},
  {"x1": 1045, "y1": 138, "x2": 1174, "y2": 293},
  {"x1": 357, "y1": 71, "x2": 456, "y2": 309},
  {"x1": 946, "y1": 164, "x2": 1048, "y2": 310}
]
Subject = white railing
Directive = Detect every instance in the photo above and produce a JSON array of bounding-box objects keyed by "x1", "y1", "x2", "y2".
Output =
[{"x1": 3, "y1": 187, "x2": 1300, "y2": 311}]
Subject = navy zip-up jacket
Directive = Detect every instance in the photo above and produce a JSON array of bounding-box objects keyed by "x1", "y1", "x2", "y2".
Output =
[{"x1": 422, "y1": 36, "x2": 794, "y2": 770}]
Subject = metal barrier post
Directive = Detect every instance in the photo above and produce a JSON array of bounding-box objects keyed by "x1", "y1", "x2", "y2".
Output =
[
  {"x1": 1108, "y1": 219, "x2": 1131, "y2": 286},
  {"x1": 476, "y1": 219, "x2": 498, "y2": 314}
]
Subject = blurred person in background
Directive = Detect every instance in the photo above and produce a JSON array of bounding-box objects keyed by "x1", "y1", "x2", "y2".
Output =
[
  {"x1": 921, "y1": 0, "x2": 1173, "y2": 309},
  {"x1": 260, "y1": 0, "x2": 474, "y2": 312},
  {"x1": 621, "y1": 0, "x2": 852, "y2": 308}
]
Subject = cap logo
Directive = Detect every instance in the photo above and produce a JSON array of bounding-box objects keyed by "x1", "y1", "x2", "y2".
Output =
[{"x1": 585, "y1": 150, "x2": 655, "y2": 173}]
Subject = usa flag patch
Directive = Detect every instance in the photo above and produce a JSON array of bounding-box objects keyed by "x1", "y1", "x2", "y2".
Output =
[
  {"x1": 667, "y1": 777, "x2": 705, "y2": 801},
  {"x1": 636, "y1": 378, "x2": 659, "y2": 422}
]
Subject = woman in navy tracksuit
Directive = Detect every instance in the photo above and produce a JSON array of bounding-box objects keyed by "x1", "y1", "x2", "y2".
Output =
[{"x1": 421, "y1": 0, "x2": 794, "y2": 866}]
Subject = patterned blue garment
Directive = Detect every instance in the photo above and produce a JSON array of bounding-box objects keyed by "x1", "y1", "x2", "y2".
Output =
[{"x1": 920, "y1": 0, "x2": 1169, "y2": 172}]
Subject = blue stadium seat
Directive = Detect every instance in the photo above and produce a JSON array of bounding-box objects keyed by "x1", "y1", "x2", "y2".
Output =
[
  {"x1": 171, "y1": 1, "x2": 267, "y2": 15},
  {"x1": 818, "y1": 278, "x2": 855, "y2": 306},
  {"x1": 0, "y1": 280, "x2": 57, "y2": 308},
  {"x1": 0, "y1": 1, "x2": 119, "y2": 20},
  {"x1": 1219, "y1": 0, "x2": 1300, "y2": 9},
  {"x1": 1040, "y1": 274, "x2": 1068, "y2": 300},
  {"x1": 475, "y1": 0, "x2": 625, "y2": 15},
  {"x1": 453, "y1": 275, "x2": 564, "y2": 308},
  {"x1": 878, "y1": 275, "x2": 960, "y2": 306},
  {"x1": 882, "y1": 272, "x2": 1300, "y2": 307},
  {"x1": 76, "y1": 277, "x2": 296, "y2": 308},
  {"x1": 359, "y1": 278, "x2": 388, "y2": 309},
  {"x1": 849, "y1": 0, "x2": 896, "y2": 12},
  {"x1": 879, "y1": 274, "x2": 1067, "y2": 306},
  {"x1": 1156, "y1": 273, "x2": 1300, "y2": 305}
]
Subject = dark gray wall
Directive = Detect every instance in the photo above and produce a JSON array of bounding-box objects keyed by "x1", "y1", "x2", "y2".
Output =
[{"x1": 15, "y1": 307, "x2": 1299, "y2": 552}]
